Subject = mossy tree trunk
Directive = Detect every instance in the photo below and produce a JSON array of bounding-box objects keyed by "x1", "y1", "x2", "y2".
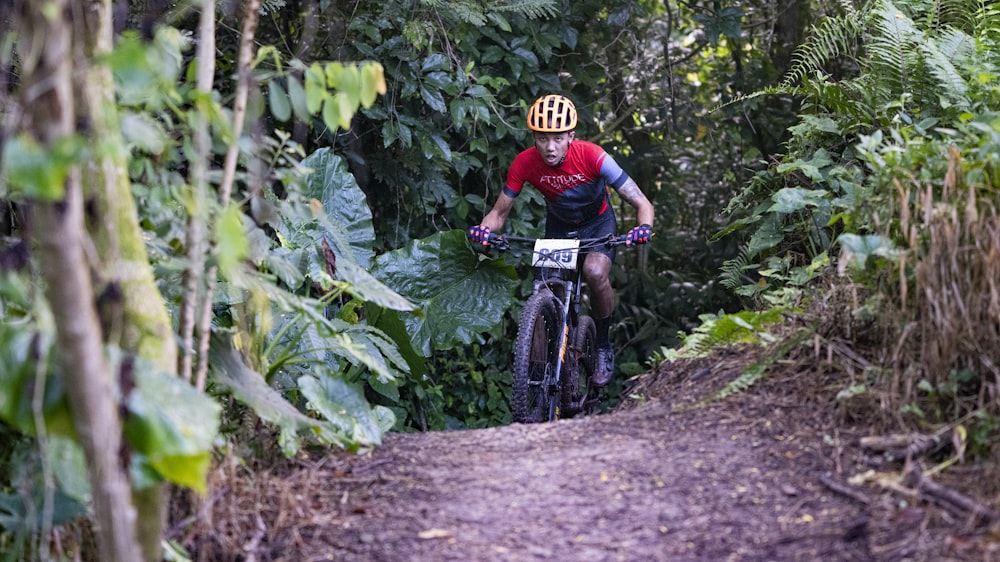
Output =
[
  {"x1": 17, "y1": 0, "x2": 145, "y2": 560},
  {"x1": 76, "y1": 1, "x2": 178, "y2": 560},
  {"x1": 17, "y1": 0, "x2": 179, "y2": 559}
]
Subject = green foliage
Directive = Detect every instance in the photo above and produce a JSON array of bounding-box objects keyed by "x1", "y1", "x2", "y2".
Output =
[
  {"x1": 0, "y1": 303, "x2": 221, "y2": 496},
  {"x1": 698, "y1": 328, "x2": 813, "y2": 405},
  {"x1": 303, "y1": 61, "x2": 387, "y2": 131},
  {"x1": 419, "y1": 0, "x2": 559, "y2": 26},
  {"x1": 208, "y1": 334, "x2": 364, "y2": 455},
  {"x1": 196, "y1": 138, "x2": 524, "y2": 438},
  {"x1": 397, "y1": 341, "x2": 514, "y2": 430},
  {"x1": 0, "y1": 434, "x2": 87, "y2": 559},
  {"x1": 848, "y1": 115, "x2": 1000, "y2": 439},
  {"x1": 836, "y1": 232, "x2": 901, "y2": 272},
  {"x1": 715, "y1": 0, "x2": 1000, "y2": 454},
  {"x1": 661, "y1": 307, "x2": 786, "y2": 362},
  {"x1": 121, "y1": 353, "x2": 221, "y2": 494},
  {"x1": 719, "y1": 0, "x2": 1000, "y2": 304},
  {"x1": 205, "y1": 151, "x2": 414, "y2": 454},
  {"x1": 0, "y1": 134, "x2": 89, "y2": 202},
  {"x1": 0, "y1": 328, "x2": 73, "y2": 439},
  {"x1": 693, "y1": 6, "x2": 746, "y2": 45},
  {"x1": 372, "y1": 230, "x2": 518, "y2": 356},
  {"x1": 780, "y1": 6, "x2": 865, "y2": 89}
]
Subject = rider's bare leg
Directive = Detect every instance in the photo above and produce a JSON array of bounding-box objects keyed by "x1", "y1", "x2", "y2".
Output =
[
  {"x1": 583, "y1": 252, "x2": 616, "y2": 385},
  {"x1": 582, "y1": 253, "x2": 614, "y2": 318},
  {"x1": 583, "y1": 252, "x2": 614, "y2": 346}
]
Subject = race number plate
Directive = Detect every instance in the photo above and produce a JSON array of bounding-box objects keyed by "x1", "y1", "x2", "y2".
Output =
[{"x1": 532, "y1": 239, "x2": 580, "y2": 269}]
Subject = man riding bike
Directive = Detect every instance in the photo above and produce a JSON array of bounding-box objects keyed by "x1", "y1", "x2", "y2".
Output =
[{"x1": 469, "y1": 94, "x2": 654, "y2": 387}]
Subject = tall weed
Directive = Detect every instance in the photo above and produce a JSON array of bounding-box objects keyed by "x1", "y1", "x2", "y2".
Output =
[{"x1": 883, "y1": 147, "x2": 1000, "y2": 453}]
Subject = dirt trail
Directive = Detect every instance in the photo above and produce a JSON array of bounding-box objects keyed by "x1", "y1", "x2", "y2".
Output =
[{"x1": 186, "y1": 349, "x2": 999, "y2": 562}]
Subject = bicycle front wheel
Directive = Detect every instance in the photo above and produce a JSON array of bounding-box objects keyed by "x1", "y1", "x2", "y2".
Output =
[{"x1": 511, "y1": 290, "x2": 561, "y2": 423}]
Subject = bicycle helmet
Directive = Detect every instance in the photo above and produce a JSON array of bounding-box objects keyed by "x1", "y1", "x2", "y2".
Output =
[{"x1": 526, "y1": 94, "x2": 578, "y2": 133}]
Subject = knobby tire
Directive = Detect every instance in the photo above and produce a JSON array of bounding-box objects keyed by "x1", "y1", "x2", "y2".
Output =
[
  {"x1": 511, "y1": 290, "x2": 561, "y2": 423},
  {"x1": 562, "y1": 314, "x2": 597, "y2": 416}
]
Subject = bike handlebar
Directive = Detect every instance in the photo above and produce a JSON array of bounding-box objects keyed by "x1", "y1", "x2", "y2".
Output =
[{"x1": 486, "y1": 232, "x2": 628, "y2": 252}]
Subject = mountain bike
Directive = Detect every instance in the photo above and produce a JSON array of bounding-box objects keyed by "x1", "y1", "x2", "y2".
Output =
[{"x1": 488, "y1": 232, "x2": 627, "y2": 423}]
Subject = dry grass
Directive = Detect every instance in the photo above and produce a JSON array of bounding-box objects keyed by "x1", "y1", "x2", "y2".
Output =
[
  {"x1": 803, "y1": 146, "x2": 1000, "y2": 461},
  {"x1": 889, "y1": 148, "x2": 1000, "y2": 423}
]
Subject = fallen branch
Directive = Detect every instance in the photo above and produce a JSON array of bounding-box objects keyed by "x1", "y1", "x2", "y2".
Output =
[
  {"x1": 901, "y1": 464, "x2": 998, "y2": 526},
  {"x1": 860, "y1": 432, "x2": 947, "y2": 459},
  {"x1": 818, "y1": 473, "x2": 871, "y2": 506}
]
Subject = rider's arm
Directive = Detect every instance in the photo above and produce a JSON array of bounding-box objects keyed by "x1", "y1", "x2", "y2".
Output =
[
  {"x1": 597, "y1": 149, "x2": 654, "y2": 229},
  {"x1": 481, "y1": 192, "x2": 516, "y2": 232},
  {"x1": 617, "y1": 178, "x2": 654, "y2": 227}
]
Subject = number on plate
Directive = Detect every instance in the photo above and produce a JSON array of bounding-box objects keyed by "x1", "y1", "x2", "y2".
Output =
[{"x1": 532, "y1": 239, "x2": 580, "y2": 270}]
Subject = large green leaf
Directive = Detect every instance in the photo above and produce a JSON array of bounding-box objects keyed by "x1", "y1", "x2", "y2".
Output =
[
  {"x1": 776, "y1": 148, "x2": 834, "y2": 182},
  {"x1": 47, "y1": 435, "x2": 90, "y2": 503},
  {"x1": 0, "y1": 487, "x2": 85, "y2": 532},
  {"x1": 123, "y1": 355, "x2": 221, "y2": 493},
  {"x1": 302, "y1": 147, "x2": 375, "y2": 268},
  {"x1": 365, "y1": 303, "x2": 427, "y2": 381},
  {"x1": 297, "y1": 149, "x2": 416, "y2": 312},
  {"x1": 337, "y1": 261, "x2": 417, "y2": 312},
  {"x1": 836, "y1": 233, "x2": 902, "y2": 270},
  {"x1": 770, "y1": 187, "x2": 830, "y2": 214},
  {"x1": 295, "y1": 316, "x2": 410, "y2": 385},
  {"x1": 0, "y1": 326, "x2": 74, "y2": 438},
  {"x1": 299, "y1": 373, "x2": 394, "y2": 448},
  {"x1": 209, "y1": 334, "x2": 347, "y2": 456},
  {"x1": 372, "y1": 230, "x2": 518, "y2": 355}
]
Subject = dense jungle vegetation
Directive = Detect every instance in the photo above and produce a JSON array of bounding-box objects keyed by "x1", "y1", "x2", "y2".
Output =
[{"x1": 0, "y1": 0, "x2": 998, "y2": 560}]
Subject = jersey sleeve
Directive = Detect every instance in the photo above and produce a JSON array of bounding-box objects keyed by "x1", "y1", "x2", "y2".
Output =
[
  {"x1": 579, "y1": 141, "x2": 630, "y2": 191},
  {"x1": 597, "y1": 152, "x2": 630, "y2": 191}
]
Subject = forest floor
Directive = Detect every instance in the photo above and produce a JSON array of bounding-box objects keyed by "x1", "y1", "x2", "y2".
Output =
[{"x1": 181, "y1": 345, "x2": 1000, "y2": 562}]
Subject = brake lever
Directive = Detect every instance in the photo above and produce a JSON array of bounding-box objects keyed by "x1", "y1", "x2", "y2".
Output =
[{"x1": 487, "y1": 233, "x2": 510, "y2": 251}]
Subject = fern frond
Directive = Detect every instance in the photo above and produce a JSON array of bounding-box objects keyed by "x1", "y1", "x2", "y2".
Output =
[
  {"x1": 865, "y1": 1, "x2": 919, "y2": 95},
  {"x1": 796, "y1": 73, "x2": 874, "y2": 125},
  {"x1": 781, "y1": 11, "x2": 866, "y2": 88},
  {"x1": 697, "y1": 327, "x2": 812, "y2": 405},
  {"x1": 713, "y1": 85, "x2": 801, "y2": 113},
  {"x1": 917, "y1": 36, "x2": 970, "y2": 105},
  {"x1": 935, "y1": 27, "x2": 976, "y2": 61},
  {"x1": 720, "y1": 245, "x2": 757, "y2": 290},
  {"x1": 867, "y1": 2, "x2": 974, "y2": 108},
  {"x1": 493, "y1": 0, "x2": 559, "y2": 19},
  {"x1": 976, "y1": 3, "x2": 1000, "y2": 59},
  {"x1": 420, "y1": 0, "x2": 558, "y2": 25},
  {"x1": 448, "y1": 0, "x2": 489, "y2": 26},
  {"x1": 935, "y1": 0, "x2": 984, "y2": 33},
  {"x1": 259, "y1": 0, "x2": 287, "y2": 16}
]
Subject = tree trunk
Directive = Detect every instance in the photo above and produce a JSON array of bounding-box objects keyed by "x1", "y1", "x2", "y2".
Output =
[
  {"x1": 75, "y1": 0, "x2": 179, "y2": 559},
  {"x1": 18, "y1": 1, "x2": 144, "y2": 560}
]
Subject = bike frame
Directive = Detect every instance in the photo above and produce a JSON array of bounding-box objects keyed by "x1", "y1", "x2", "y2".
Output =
[{"x1": 490, "y1": 233, "x2": 625, "y2": 422}]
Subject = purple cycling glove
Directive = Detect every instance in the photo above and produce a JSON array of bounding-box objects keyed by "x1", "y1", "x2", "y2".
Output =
[
  {"x1": 626, "y1": 224, "x2": 652, "y2": 246},
  {"x1": 469, "y1": 224, "x2": 492, "y2": 245}
]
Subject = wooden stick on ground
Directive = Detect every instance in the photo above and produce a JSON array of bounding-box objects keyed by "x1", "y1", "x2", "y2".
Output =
[
  {"x1": 860, "y1": 432, "x2": 947, "y2": 459},
  {"x1": 901, "y1": 464, "x2": 998, "y2": 525},
  {"x1": 818, "y1": 472, "x2": 872, "y2": 505}
]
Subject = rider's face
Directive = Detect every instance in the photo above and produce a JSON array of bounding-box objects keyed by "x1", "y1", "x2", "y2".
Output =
[{"x1": 533, "y1": 131, "x2": 574, "y2": 167}]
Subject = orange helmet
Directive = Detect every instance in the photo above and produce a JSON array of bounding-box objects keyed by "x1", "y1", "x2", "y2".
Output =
[{"x1": 526, "y1": 94, "x2": 578, "y2": 132}]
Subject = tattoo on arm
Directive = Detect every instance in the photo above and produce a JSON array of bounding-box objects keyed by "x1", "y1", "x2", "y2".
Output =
[{"x1": 618, "y1": 179, "x2": 644, "y2": 207}]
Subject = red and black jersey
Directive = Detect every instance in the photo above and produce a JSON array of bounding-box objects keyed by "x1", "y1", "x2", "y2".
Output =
[{"x1": 503, "y1": 140, "x2": 630, "y2": 225}]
